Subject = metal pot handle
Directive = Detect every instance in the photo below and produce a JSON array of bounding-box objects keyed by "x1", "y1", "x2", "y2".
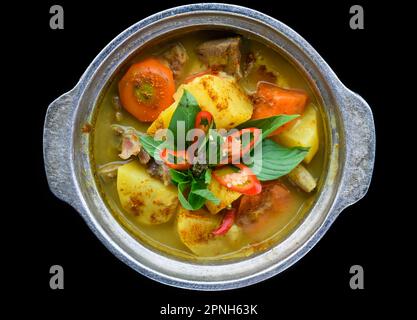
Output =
[
  {"x1": 43, "y1": 89, "x2": 79, "y2": 208},
  {"x1": 338, "y1": 88, "x2": 375, "y2": 209}
]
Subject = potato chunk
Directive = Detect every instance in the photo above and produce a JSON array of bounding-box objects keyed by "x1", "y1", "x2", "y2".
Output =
[
  {"x1": 177, "y1": 207, "x2": 242, "y2": 257},
  {"x1": 117, "y1": 161, "x2": 178, "y2": 224},
  {"x1": 275, "y1": 103, "x2": 319, "y2": 163},
  {"x1": 205, "y1": 177, "x2": 242, "y2": 214},
  {"x1": 147, "y1": 74, "x2": 253, "y2": 135},
  {"x1": 146, "y1": 102, "x2": 177, "y2": 136}
]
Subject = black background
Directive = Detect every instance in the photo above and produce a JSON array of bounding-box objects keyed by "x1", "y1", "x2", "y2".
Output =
[{"x1": 6, "y1": 0, "x2": 408, "y2": 316}]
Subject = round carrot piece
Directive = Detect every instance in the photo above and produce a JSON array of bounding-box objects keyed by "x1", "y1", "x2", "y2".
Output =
[{"x1": 118, "y1": 58, "x2": 175, "y2": 122}]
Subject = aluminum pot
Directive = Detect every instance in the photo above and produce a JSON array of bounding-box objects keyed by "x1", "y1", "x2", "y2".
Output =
[{"x1": 43, "y1": 3, "x2": 375, "y2": 290}]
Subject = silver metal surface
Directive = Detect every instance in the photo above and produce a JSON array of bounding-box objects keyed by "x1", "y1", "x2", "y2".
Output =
[{"x1": 43, "y1": 3, "x2": 375, "y2": 290}]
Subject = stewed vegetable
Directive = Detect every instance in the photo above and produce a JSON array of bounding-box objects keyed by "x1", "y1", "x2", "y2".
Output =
[
  {"x1": 118, "y1": 58, "x2": 175, "y2": 122},
  {"x1": 92, "y1": 31, "x2": 324, "y2": 260}
]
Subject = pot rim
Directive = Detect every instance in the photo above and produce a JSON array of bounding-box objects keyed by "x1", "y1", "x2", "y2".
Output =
[{"x1": 43, "y1": 3, "x2": 375, "y2": 290}]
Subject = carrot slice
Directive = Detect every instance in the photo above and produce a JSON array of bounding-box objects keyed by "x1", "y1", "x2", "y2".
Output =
[
  {"x1": 252, "y1": 82, "x2": 309, "y2": 135},
  {"x1": 118, "y1": 58, "x2": 175, "y2": 122}
]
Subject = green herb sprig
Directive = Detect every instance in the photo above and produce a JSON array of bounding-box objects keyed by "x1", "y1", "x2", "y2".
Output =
[{"x1": 138, "y1": 91, "x2": 309, "y2": 209}]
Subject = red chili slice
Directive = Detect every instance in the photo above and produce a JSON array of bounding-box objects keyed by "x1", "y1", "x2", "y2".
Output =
[
  {"x1": 195, "y1": 111, "x2": 213, "y2": 133},
  {"x1": 222, "y1": 128, "x2": 261, "y2": 163},
  {"x1": 212, "y1": 208, "x2": 236, "y2": 236},
  {"x1": 160, "y1": 148, "x2": 191, "y2": 170},
  {"x1": 212, "y1": 164, "x2": 262, "y2": 195}
]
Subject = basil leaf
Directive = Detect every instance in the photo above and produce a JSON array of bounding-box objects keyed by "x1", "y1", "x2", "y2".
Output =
[
  {"x1": 177, "y1": 182, "x2": 194, "y2": 210},
  {"x1": 168, "y1": 90, "x2": 201, "y2": 143},
  {"x1": 139, "y1": 135, "x2": 165, "y2": 161},
  {"x1": 238, "y1": 114, "x2": 299, "y2": 140},
  {"x1": 177, "y1": 178, "x2": 213, "y2": 210},
  {"x1": 191, "y1": 189, "x2": 220, "y2": 205},
  {"x1": 204, "y1": 169, "x2": 212, "y2": 184},
  {"x1": 180, "y1": 179, "x2": 206, "y2": 210},
  {"x1": 170, "y1": 169, "x2": 191, "y2": 185},
  {"x1": 249, "y1": 139, "x2": 309, "y2": 181}
]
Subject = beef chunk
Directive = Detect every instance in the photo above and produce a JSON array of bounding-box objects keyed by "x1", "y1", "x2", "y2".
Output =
[
  {"x1": 161, "y1": 43, "x2": 188, "y2": 79},
  {"x1": 147, "y1": 160, "x2": 171, "y2": 186},
  {"x1": 119, "y1": 133, "x2": 141, "y2": 160},
  {"x1": 111, "y1": 124, "x2": 150, "y2": 163},
  {"x1": 137, "y1": 148, "x2": 151, "y2": 164},
  {"x1": 196, "y1": 37, "x2": 242, "y2": 78}
]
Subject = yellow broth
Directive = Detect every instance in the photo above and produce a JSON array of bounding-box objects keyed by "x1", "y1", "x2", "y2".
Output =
[{"x1": 91, "y1": 31, "x2": 326, "y2": 260}]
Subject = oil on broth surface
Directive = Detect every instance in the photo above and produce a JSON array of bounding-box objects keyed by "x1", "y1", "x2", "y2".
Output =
[{"x1": 92, "y1": 31, "x2": 325, "y2": 260}]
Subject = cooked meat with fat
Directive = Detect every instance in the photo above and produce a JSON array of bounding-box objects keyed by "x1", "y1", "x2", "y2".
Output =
[
  {"x1": 288, "y1": 164, "x2": 317, "y2": 193},
  {"x1": 111, "y1": 124, "x2": 150, "y2": 163},
  {"x1": 137, "y1": 148, "x2": 151, "y2": 164},
  {"x1": 147, "y1": 160, "x2": 171, "y2": 186},
  {"x1": 161, "y1": 43, "x2": 188, "y2": 79},
  {"x1": 196, "y1": 37, "x2": 242, "y2": 78},
  {"x1": 119, "y1": 133, "x2": 141, "y2": 160}
]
